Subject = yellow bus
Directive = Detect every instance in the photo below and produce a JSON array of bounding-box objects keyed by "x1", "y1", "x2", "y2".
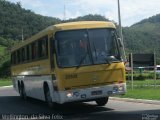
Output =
[{"x1": 11, "y1": 21, "x2": 126, "y2": 107}]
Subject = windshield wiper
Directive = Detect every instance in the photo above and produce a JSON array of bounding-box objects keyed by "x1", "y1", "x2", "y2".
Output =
[
  {"x1": 76, "y1": 51, "x2": 89, "y2": 69},
  {"x1": 76, "y1": 39, "x2": 93, "y2": 69},
  {"x1": 77, "y1": 30, "x2": 94, "y2": 69},
  {"x1": 76, "y1": 39, "x2": 91, "y2": 69},
  {"x1": 93, "y1": 42, "x2": 98, "y2": 61}
]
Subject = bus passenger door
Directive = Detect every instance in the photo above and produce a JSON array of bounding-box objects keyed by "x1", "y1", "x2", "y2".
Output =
[{"x1": 49, "y1": 36, "x2": 60, "y2": 102}]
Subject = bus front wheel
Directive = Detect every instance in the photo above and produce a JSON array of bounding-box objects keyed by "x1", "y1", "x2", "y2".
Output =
[
  {"x1": 95, "y1": 97, "x2": 109, "y2": 106},
  {"x1": 44, "y1": 86, "x2": 54, "y2": 108}
]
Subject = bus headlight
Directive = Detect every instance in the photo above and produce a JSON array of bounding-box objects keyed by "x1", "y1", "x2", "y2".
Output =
[
  {"x1": 113, "y1": 86, "x2": 124, "y2": 93},
  {"x1": 66, "y1": 91, "x2": 80, "y2": 98},
  {"x1": 66, "y1": 92, "x2": 73, "y2": 98},
  {"x1": 118, "y1": 86, "x2": 124, "y2": 92}
]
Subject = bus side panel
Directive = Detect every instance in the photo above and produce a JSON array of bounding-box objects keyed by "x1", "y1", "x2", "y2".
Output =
[{"x1": 13, "y1": 75, "x2": 57, "y2": 102}]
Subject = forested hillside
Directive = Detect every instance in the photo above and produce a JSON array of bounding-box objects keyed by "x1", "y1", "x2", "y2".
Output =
[
  {"x1": 123, "y1": 14, "x2": 160, "y2": 62},
  {"x1": 0, "y1": 0, "x2": 160, "y2": 77},
  {"x1": 0, "y1": 0, "x2": 61, "y2": 40}
]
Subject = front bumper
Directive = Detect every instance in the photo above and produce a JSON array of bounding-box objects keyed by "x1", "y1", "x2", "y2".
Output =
[{"x1": 56, "y1": 83, "x2": 126, "y2": 104}]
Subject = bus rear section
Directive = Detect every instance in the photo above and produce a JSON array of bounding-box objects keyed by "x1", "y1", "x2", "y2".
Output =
[{"x1": 53, "y1": 24, "x2": 126, "y2": 105}]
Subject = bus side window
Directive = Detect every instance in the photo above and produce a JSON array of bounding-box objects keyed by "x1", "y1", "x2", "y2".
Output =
[
  {"x1": 22, "y1": 48, "x2": 25, "y2": 62},
  {"x1": 31, "y1": 43, "x2": 35, "y2": 59},
  {"x1": 29, "y1": 44, "x2": 32, "y2": 61},
  {"x1": 41, "y1": 38, "x2": 47, "y2": 56},
  {"x1": 15, "y1": 51, "x2": 17, "y2": 64},
  {"x1": 31, "y1": 42, "x2": 38, "y2": 60},
  {"x1": 38, "y1": 40, "x2": 42, "y2": 58},
  {"x1": 11, "y1": 52, "x2": 16, "y2": 65},
  {"x1": 38, "y1": 36, "x2": 48, "y2": 58},
  {"x1": 26, "y1": 45, "x2": 30, "y2": 61},
  {"x1": 45, "y1": 36, "x2": 48, "y2": 56},
  {"x1": 17, "y1": 50, "x2": 21, "y2": 63}
]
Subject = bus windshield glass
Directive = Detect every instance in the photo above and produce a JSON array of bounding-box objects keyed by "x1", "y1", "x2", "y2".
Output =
[{"x1": 55, "y1": 28, "x2": 121, "y2": 68}]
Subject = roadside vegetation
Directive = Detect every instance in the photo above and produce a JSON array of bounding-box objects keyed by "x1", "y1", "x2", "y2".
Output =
[
  {"x1": 0, "y1": 78, "x2": 12, "y2": 87},
  {"x1": 122, "y1": 87, "x2": 160, "y2": 100},
  {"x1": 120, "y1": 71, "x2": 160, "y2": 100}
]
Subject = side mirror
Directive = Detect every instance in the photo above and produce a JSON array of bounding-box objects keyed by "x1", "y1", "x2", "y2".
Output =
[{"x1": 117, "y1": 38, "x2": 123, "y2": 47}]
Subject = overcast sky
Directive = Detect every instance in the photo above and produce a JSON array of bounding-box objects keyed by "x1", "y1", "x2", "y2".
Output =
[{"x1": 7, "y1": 0, "x2": 160, "y2": 26}]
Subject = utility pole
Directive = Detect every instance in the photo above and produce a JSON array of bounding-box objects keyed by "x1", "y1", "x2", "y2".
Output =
[{"x1": 117, "y1": 0, "x2": 126, "y2": 61}]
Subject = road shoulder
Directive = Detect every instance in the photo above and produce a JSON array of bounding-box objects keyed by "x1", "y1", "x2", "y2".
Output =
[{"x1": 110, "y1": 97, "x2": 160, "y2": 105}]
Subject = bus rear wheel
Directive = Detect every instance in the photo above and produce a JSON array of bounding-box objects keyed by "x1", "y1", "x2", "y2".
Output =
[
  {"x1": 20, "y1": 82, "x2": 27, "y2": 100},
  {"x1": 95, "y1": 97, "x2": 109, "y2": 106}
]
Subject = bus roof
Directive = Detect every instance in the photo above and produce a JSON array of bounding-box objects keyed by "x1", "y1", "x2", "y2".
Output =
[
  {"x1": 54, "y1": 21, "x2": 116, "y2": 30},
  {"x1": 11, "y1": 21, "x2": 116, "y2": 52}
]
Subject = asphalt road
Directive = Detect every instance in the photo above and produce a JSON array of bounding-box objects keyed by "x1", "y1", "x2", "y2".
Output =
[{"x1": 0, "y1": 87, "x2": 160, "y2": 120}]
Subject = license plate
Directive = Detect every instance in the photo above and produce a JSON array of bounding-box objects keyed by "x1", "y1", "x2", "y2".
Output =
[{"x1": 91, "y1": 90, "x2": 102, "y2": 95}]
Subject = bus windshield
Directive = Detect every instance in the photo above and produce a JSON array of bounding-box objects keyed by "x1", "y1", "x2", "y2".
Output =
[{"x1": 55, "y1": 28, "x2": 121, "y2": 68}]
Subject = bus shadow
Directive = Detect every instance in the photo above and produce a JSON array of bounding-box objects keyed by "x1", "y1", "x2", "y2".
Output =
[
  {"x1": 26, "y1": 97, "x2": 114, "y2": 116},
  {"x1": 0, "y1": 96, "x2": 113, "y2": 117}
]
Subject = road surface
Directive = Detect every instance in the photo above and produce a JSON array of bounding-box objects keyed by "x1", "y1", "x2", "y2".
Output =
[{"x1": 0, "y1": 87, "x2": 160, "y2": 120}]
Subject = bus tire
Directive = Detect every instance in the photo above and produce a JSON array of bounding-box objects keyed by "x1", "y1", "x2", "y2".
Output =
[
  {"x1": 18, "y1": 81, "x2": 21, "y2": 93},
  {"x1": 20, "y1": 82, "x2": 27, "y2": 100},
  {"x1": 44, "y1": 85, "x2": 54, "y2": 108},
  {"x1": 95, "y1": 97, "x2": 109, "y2": 106}
]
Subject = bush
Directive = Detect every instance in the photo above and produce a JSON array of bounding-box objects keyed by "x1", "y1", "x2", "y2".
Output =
[
  {"x1": 0, "y1": 59, "x2": 11, "y2": 78},
  {"x1": 126, "y1": 73, "x2": 155, "y2": 80}
]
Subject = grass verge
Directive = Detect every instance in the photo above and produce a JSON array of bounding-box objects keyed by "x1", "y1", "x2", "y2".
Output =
[
  {"x1": 0, "y1": 78, "x2": 12, "y2": 87},
  {"x1": 118, "y1": 80, "x2": 160, "y2": 100},
  {"x1": 120, "y1": 88, "x2": 160, "y2": 100}
]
